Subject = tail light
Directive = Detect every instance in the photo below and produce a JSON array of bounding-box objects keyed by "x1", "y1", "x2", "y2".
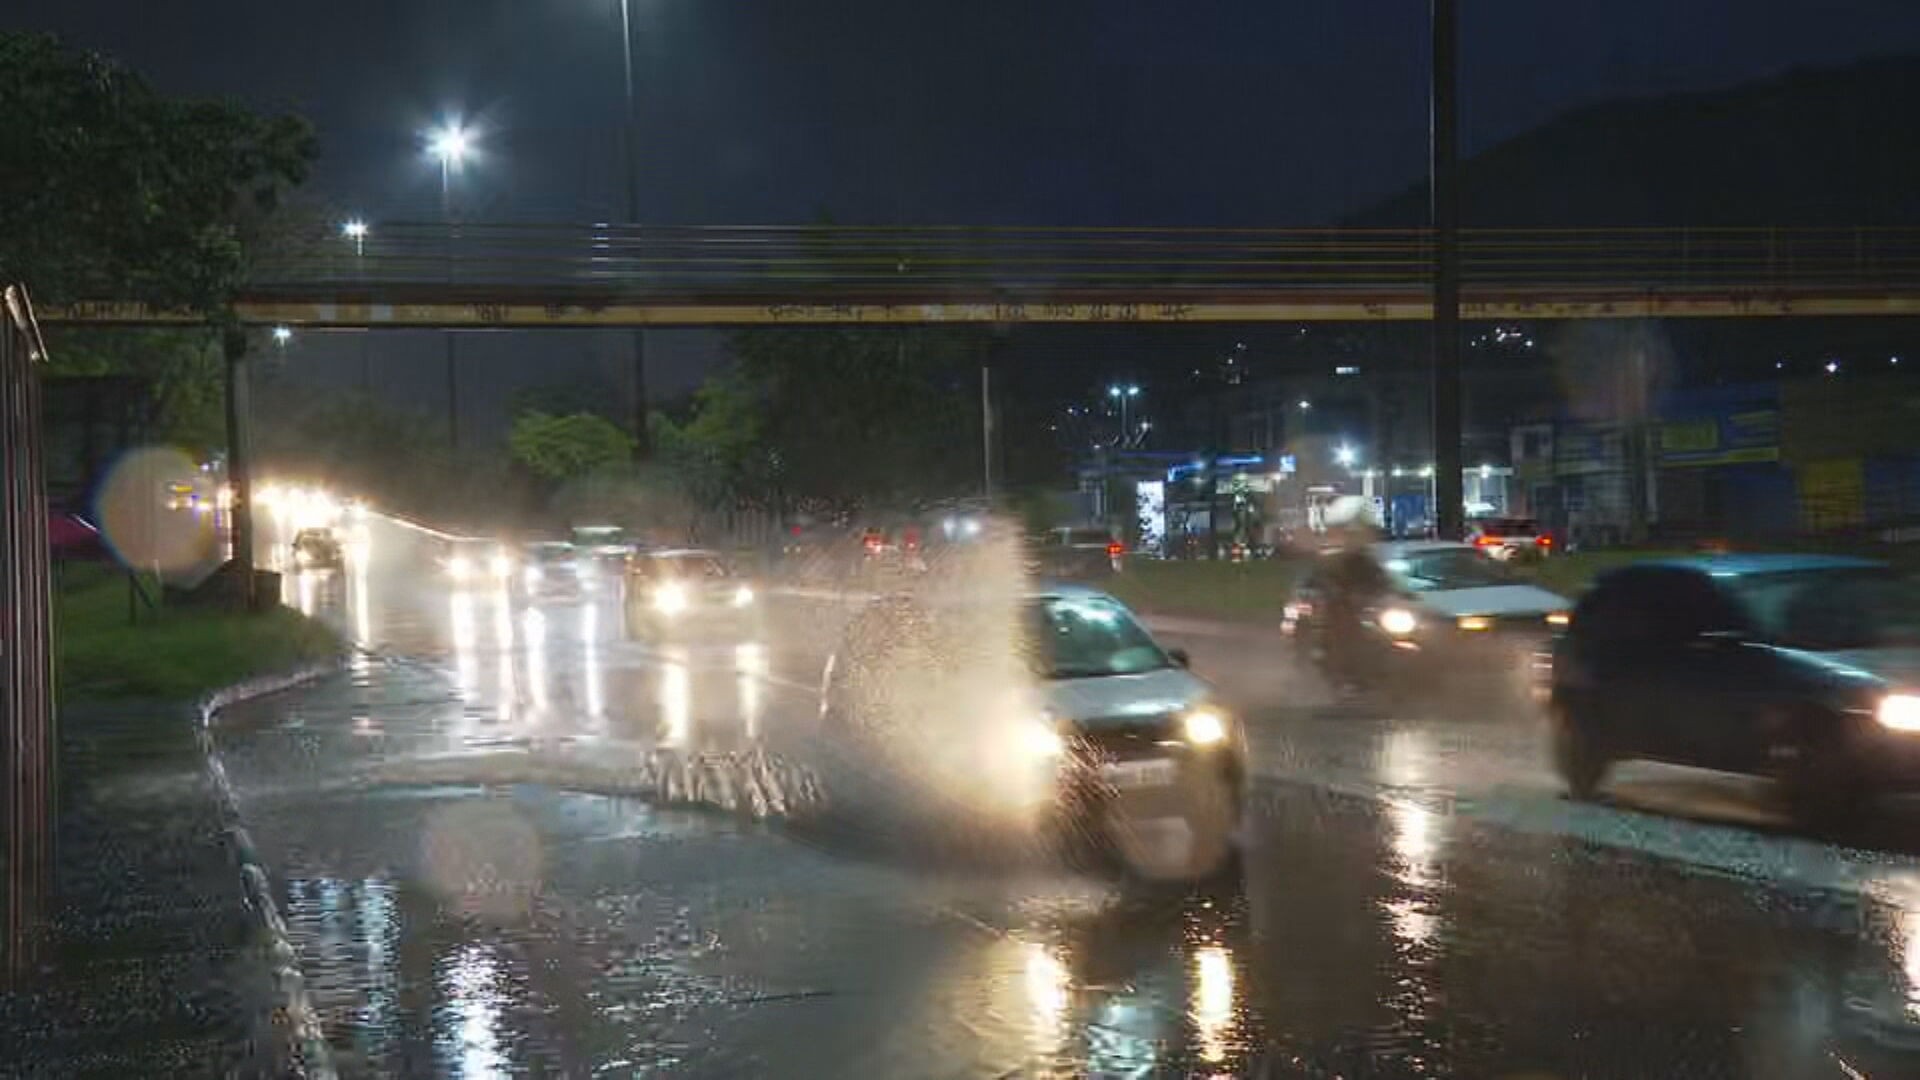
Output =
[
  {"x1": 1536, "y1": 535, "x2": 1552, "y2": 548},
  {"x1": 1106, "y1": 541, "x2": 1124, "y2": 558},
  {"x1": 1473, "y1": 535, "x2": 1499, "y2": 548}
]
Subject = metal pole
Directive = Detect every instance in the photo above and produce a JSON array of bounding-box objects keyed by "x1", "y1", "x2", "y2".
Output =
[
  {"x1": 1430, "y1": 0, "x2": 1465, "y2": 540},
  {"x1": 620, "y1": 0, "x2": 651, "y2": 455},
  {"x1": 442, "y1": 159, "x2": 459, "y2": 453},
  {"x1": 981, "y1": 364, "x2": 994, "y2": 503},
  {"x1": 223, "y1": 328, "x2": 255, "y2": 609}
]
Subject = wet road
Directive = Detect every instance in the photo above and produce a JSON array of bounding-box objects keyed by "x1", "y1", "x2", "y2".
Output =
[{"x1": 214, "y1": 513, "x2": 1920, "y2": 1076}]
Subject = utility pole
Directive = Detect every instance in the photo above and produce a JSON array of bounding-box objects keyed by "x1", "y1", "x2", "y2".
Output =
[
  {"x1": 620, "y1": 0, "x2": 651, "y2": 455},
  {"x1": 981, "y1": 364, "x2": 994, "y2": 504},
  {"x1": 222, "y1": 328, "x2": 255, "y2": 610},
  {"x1": 1430, "y1": 0, "x2": 1465, "y2": 540}
]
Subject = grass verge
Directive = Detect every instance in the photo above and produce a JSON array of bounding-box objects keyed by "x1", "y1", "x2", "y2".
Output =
[
  {"x1": 56, "y1": 565, "x2": 343, "y2": 702},
  {"x1": 1103, "y1": 558, "x2": 1303, "y2": 622}
]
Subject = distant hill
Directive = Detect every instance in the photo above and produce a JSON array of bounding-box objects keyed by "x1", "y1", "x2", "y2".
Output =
[{"x1": 1359, "y1": 56, "x2": 1920, "y2": 226}]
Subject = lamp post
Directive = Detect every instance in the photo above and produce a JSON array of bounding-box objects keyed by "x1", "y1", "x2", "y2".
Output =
[
  {"x1": 615, "y1": 0, "x2": 650, "y2": 453},
  {"x1": 427, "y1": 122, "x2": 471, "y2": 452}
]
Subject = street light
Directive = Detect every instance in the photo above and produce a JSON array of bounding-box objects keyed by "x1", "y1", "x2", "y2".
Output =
[
  {"x1": 271, "y1": 326, "x2": 292, "y2": 346},
  {"x1": 341, "y1": 219, "x2": 368, "y2": 256},
  {"x1": 1335, "y1": 444, "x2": 1358, "y2": 468},
  {"x1": 424, "y1": 120, "x2": 475, "y2": 451},
  {"x1": 425, "y1": 121, "x2": 473, "y2": 216}
]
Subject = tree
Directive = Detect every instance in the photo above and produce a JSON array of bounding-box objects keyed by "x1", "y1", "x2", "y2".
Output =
[
  {"x1": 0, "y1": 32, "x2": 316, "y2": 313},
  {"x1": 725, "y1": 327, "x2": 983, "y2": 512},
  {"x1": 42, "y1": 327, "x2": 226, "y2": 453},
  {"x1": 509, "y1": 411, "x2": 636, "y2": 483}
]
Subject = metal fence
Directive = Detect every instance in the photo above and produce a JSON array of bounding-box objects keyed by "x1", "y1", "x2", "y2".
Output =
[
  {"x1": 238, "y1": 222, "x2": 1920, "y2": 298},
  {"x1": 2, "y1": 284, "x2": 53, "y2": 980}
]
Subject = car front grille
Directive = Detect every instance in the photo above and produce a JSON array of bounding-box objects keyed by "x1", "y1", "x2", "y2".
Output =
[{"x1": 1071, "y1": 715, "x2": 1180, "y2": 761}]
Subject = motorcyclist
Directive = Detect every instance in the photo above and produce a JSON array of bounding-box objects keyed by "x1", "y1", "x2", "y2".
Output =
[{"x1": 1316, "y1": 496, "x2": 1391, "y2": 694}]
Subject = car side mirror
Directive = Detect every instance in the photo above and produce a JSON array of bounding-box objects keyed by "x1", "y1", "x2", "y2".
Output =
[{"x1": 1168, "y1": 647, "x2": 1191, "y2": 668}]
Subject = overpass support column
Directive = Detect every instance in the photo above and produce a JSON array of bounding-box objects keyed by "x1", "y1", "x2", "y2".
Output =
[
  {"x1": 1430, "y1": 0, "x2": 1464, "y2": 540},
  {"x1": 223, "y1": 327, "x2": 255, "y2": 609}
]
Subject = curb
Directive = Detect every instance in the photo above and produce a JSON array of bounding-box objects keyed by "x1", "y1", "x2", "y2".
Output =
[{"x1": 196, "y1": 659, "x2": 346, "y2": 1080}]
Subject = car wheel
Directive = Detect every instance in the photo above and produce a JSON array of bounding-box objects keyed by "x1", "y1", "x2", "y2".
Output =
[
  {"x1": 1551, "y1": 701, "x2": 1609, "y2": 801},
  {"x1": 1778, "y1": 725, "x2": 1869, "y2": 827}
]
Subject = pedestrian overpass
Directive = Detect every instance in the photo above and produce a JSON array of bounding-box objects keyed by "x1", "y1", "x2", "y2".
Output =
[{"x1": 36, "y1": 223, "x2": 1920, "y2": 328}]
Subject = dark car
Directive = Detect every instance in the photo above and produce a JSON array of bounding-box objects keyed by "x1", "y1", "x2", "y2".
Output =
[
  {"x1": 820, "y1": 583, "x2": 1245, "y2": 879},
  {"x1": 1284, "y1": 541, "x2": 1571, "y2": 703},
  {"x1": 1467, "y1": 516, "x2": 1553, "y2": 562},
  {"x1": 623, "y1": 549, "x2": 760, "y2": 638},
  {"x1": 1033, "y1": 527, "x2": 1124, "y2": 579},
  {"x1": 290, "y1": 527, "x2": 344, "y2": 571},
  {"x1": 1548, "y1": 555, "x2": 1920, "y2": 819}
]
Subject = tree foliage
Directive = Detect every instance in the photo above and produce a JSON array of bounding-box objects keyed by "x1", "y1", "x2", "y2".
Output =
[
  {"x1": 0, "y1": 31, "x2": 316, "y2": 312},
  {"x1": 509, "y1": 411, "x2": 636, "y2": 482},
  {"x1": 43, "y1": 327, "x2": 226, "y2": 452},
  {"x1": 718, "y1": 327, "x2": 984, "y2": 512}
]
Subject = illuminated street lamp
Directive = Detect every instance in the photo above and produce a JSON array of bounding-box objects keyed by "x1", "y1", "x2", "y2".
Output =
[
  {"x1": 1335, "y1": 444, "x2": 1358, "y2": 468},
  {"x1": 425, "y1": 121, "x2": 473, "y2": 216},
  {"x1": 341, "y1": 218, "x2": 368, "y2": 256},
  {"x1": 271, "y1": 325, "x2": 293, "y2": 346}
]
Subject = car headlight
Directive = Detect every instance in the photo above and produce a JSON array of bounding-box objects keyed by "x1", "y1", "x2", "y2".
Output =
[
  {"x1": 1378, "y1": 607, "x2": 1419, "y2": 636},
  {"x1": 447, "y1": 555, "x2": 472, "y2": 581},
  {"x1": 489, "y1": 552, "x2": 513, "y2": 578},
  {"x1": 295, "y1": 549, "x2": 312, "y2": 566},
  {"x1": 654, "y1": 583, "x2": 689, "y2": 615},
  {"x1": 1183, "y1": 707, "x2": 1229, "y2": 746},
  {"x1": 1019, "y1": 718, "x2": 1066, "y2": 759},
  {"x1": 1878, "y1": 693, "x2": 1920, "y2": 733},
  {"x1": 733, "y1": 584, "x2": 755, "y2": 607},
  {"x1": 524, "y1": 565, "x2": 544, "y2": 586},
  {"x1": 1546, "y1": 611, "x2": 1571, "y2": 627},
  {"x1": 1456, "y1": 615, "x2": 1493, "y2": 632}
]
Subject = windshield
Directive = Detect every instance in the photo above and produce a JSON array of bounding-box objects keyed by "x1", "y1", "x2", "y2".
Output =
[
  {"x1": 528, "y1": 545, "x2": 574, "y2": 564},
  {"x1": 1026, "y1": 595, "x2": 1169, "y2": 679},
  {"x1": 654, "y1": 555, "x2": 730, "y2": 578},
  {"x1": 1725, "y1": 569, "x2": 1920, "y2": 650},
  {"x1": 1385, "y1": 549, "x2": 1518, "y2": 591}
]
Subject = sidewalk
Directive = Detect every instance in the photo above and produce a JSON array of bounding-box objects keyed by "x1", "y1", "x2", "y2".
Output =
[{"x1": 0, "y1": 704, "x2": 291, "y2": 1076}]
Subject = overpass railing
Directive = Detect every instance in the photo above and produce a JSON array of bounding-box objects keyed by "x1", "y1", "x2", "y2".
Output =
[{"x1": 244, "y1": 223, "x2": 1920, "y2": 299}]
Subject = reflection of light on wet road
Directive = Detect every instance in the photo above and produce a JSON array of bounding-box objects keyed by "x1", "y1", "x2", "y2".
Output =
[
  {"x1": 450, "y1": 593, "x2": 478, "y2": 699},
  {"x1": 522, "y1": 608, "x2": 549, "y2": 714},
  {"x1": 660, "y1": 646, "x2": 691, "y2": 748},
  {"x1": 1379, "y1": 727, "x2": 1438, "y2": 789},
  {"x1": 582, "y1": 604, "x2": 605, "y2": 722},
  {"x1": 492, "y1": 593, "x2": 516, "y2": 722},
  {"x1": 443, "y1": 943, "x2": 508, "y2": 1077},
  {"x1": 1897, "y1": 899, "x2": 1920, "y2": 1021},
  {"x1": 1023, "y1": 941, "x2": 1071, "y2": 1052},
  {"x1": 1191, "y1": 945, "x2": 1235, "y2": 1064},
  {"x1": 1383, "y1": 798, "x2": 1445, "y2": 951},
  {"x1": 351, "y1": 551, "x2": 372, "y2": 647},
  {"x1": 736, "y1": 642, "x2": 766, "y2": 739}
]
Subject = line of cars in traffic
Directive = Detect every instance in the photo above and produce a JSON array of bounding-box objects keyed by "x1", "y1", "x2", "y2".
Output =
[{"x1": 1280, "y1": 532, "x2": 1920, "y2": 825}]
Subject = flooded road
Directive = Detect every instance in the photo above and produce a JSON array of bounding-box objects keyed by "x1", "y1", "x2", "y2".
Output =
[{"x1": 216, "y1": 514, "x2": 1920, "y2": 1076}]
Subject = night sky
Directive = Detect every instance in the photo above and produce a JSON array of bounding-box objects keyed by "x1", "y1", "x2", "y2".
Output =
[{"x1": 19, "y1": 1, "x2": 1920, "y2": 428}]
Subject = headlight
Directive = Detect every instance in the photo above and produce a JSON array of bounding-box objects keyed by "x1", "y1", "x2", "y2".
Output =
[
  {"x1": 524, "y1": 565, "x2": 544, "y2": 586},
  {"x1": 1878, "y1": 694, "x2": 1920, "y2": 733},
  {"x1": 733, "y1": 584, "x2": 755, "y2": 607},
  {"x1": 1378, "y1": 607, "x2": 1419, "y2": 636},
  {"x1": 1183, "y1": 708, "x2": 1229, "y2": 746},
  {"x1": 1546, "y1": 611, "x2": 1571, "y2": 627},
  {"x1": 654, "y1": 583, "x2": 689, "y2": 615},
  {"x1": 447, "y1": 555, "x2": 472, "y2": 581},
  {"x1": 295, "y1": 549, "x2": 312, "y2": 567},
  {"x1": 1019, "y1": 718, "x2": 1065, "y2": 759},
  {"x1": 1456, "y1": 615, "x2": 1493, "y2": 632},
  {"x1": 489, "y1": 552, "x2": 513, "y2": 578}
]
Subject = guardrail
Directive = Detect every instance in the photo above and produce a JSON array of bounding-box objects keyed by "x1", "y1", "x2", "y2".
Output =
[{"x1": 239, "y1": 223, "x2": 1920, "y2": 296}]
